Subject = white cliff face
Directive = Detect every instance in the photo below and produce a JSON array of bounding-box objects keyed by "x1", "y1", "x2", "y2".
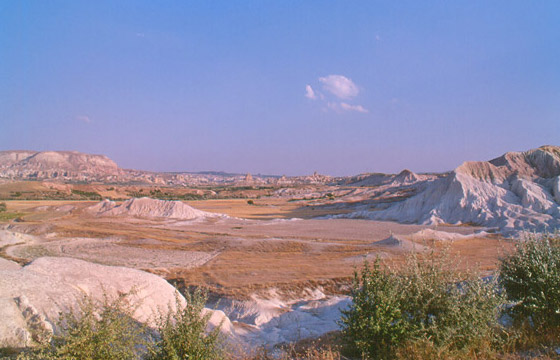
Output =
[{"x1": 336, "y1": 146, "x2": 560, "y2": 236}]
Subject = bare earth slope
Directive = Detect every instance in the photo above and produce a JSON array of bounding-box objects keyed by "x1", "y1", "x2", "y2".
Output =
[{"x1": 88, "y1": 197, "x2": 221, "y2": 220}]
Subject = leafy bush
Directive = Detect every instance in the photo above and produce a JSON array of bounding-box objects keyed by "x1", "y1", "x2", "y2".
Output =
[
  {"x1": 148, "y1": 289, "x2": 224, "y2": 360},
  {"x1": 18, "y1": 291, "x2": 152, "y2": 360},
  {"x1": 0, "y1": 202, "x2": 6, "y2": 212},
  {"x1": 499, "y1": 233, "x2": 560, "y2": 329},
  {"x1": 340, "y1": 251, "x2": 505, "y2": 359}
]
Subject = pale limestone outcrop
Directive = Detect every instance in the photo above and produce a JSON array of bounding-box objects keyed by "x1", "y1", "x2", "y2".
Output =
[
  {"x1": 88, "y1": 197, "x2": 222, "y2": 220},
  {"x1": 0, "y1": 257, "x2": 232, "y2": 348},
  {"x1": 337, "y1": 146, "x2": 560, "y2": 235}
]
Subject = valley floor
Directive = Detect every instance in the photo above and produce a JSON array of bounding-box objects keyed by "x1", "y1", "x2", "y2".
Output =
[
  {"x1": 0, "y1": 198, "x2": 512, "y2": 348},
  {"x1": 1, "y1": 199, "x2": 508, "y2": 295}
]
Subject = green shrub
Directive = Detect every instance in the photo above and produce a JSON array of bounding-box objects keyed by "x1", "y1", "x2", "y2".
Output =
[
  {"x1": 340, "y1": 251, "x2": 505, "y2": 359},
  {"x1": 340, "y1": 261, "x2": 408, "y2": 359},
  {"x1": 148, "y1": 289, "x2": 224, "y2": 360},
  {"x1": 499, "y1": 233, "x2": 560, "y2": 329},
  {"x1": 18, "y1": 291, "x2": 152, "y2": 360},
  {"x1": 0, "y1": 202, "x2": 6, "y2": 212}
]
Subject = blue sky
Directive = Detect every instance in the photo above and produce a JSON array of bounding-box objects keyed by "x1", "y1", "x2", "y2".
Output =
[{"x1": 1, "y1": 1, "x2": 558, "y2": 176}]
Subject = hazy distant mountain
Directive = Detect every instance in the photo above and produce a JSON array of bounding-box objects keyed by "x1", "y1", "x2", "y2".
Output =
[
  {"x1": 0, "y1": 150, "x2": 120, "y2": 181},
  {"x1": 0, "y1": 150, "x2": 331, "y2": 185}
]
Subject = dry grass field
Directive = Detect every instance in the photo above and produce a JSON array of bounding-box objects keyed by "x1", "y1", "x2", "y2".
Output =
[{"x1": 0, "y1": 198, "x2": 511, "y2": 298}]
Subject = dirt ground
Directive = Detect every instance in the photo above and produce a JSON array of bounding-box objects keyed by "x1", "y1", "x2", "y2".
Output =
[{"x1": 0, "y1": 199, "x2": 512, "y2": 297}]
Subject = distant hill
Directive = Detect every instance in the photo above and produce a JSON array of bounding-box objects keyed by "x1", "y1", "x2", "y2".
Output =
[
  {"x1": 0, "y1": 150, "x2": 328, "y2": 185},
  {"x1": 0, "y1": 150, "x2": 120, "y2": 181}
]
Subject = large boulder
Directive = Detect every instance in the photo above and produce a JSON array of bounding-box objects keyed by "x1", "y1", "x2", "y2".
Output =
[{"x1": 0, "y1": 257, "x2": 186, "y2": 348}]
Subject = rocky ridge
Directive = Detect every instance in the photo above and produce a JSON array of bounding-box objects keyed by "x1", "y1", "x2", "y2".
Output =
[{"x1": 339, "y1": 146, "x2": 560, "y2": 235}]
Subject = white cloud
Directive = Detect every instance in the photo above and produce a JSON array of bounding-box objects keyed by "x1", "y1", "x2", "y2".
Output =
[
  {"x1": 340, "y1": 102, "x2": 369, "y2": 113},
  {"x1": 305, "y1": 84, "x2": 316, "y2": 99},
  {"x1": 76, "y1": 115, "x2": 91, "y2": 123},
  {"x1": 326, "y1": 102, "x2": 369, "y2": 113},
  {"x1": 306, "y1": 74, "x2": 367, "y2": 114},
  {"x1": 319, "y1": 75, "x2": 359, "y2": 99}
]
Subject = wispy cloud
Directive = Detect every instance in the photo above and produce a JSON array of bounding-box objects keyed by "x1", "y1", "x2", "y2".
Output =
[
  {"x1": 340, "y1": 102, "x2": 369, "y2": 113},
  {"x1": 319, "y1": 74, "x2": 359, "y2": 99},
  {"x1": 306, "y1": 74, "x2": 368, "y2": 114},
  {"x1": 76, "y1": 115, "x2": 91, "y2": 123},
  {"x1": 326, "y1": 102, "x2": 369, "y2": 113},
  {"x1": 305, "y1": 84, "x2": 317, "y2": 100}
]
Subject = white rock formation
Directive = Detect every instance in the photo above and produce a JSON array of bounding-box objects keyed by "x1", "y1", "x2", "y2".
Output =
[
  {"x1": 214, "y1": 289, "x2": 351, "y2": 346},
  {"x1": 391, "y1": 169, "x2": 421, "y2": 185},
  {"x1": 0, "y1": 256, "x2": 344, "y2": 349},
  {"x1": 88, "y1": 197, "x2": 220, "y2": 220},
  {"x1": 0, "y1": 257, "x2": 234, "y2": 348},
  {"x1": 339, "y1": 146, "x2": 560, "y2": 235}
]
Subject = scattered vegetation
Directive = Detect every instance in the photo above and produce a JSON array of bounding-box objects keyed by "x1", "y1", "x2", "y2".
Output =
[
  {"x1": 126, "y1": 189, "x2": 208, "y2": 201},
  {"x1": 244, "y1": 344, "x2": 342, "y2": 360},
  {"x1": 0, "y1": 213, "x2": 21, "y2": 221},
  {"x1": 0, "y1": 207, "x2": 22, "y2": 222},
  {"x1": 14, "y1": 289, "x2": 224, "y2": 360},
  {"x1": 70, "y1": 189, "x2": 102, "y2": 200},
  {"x1": 17, "y1": 291, "x2": 151, "y2": 360}
]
